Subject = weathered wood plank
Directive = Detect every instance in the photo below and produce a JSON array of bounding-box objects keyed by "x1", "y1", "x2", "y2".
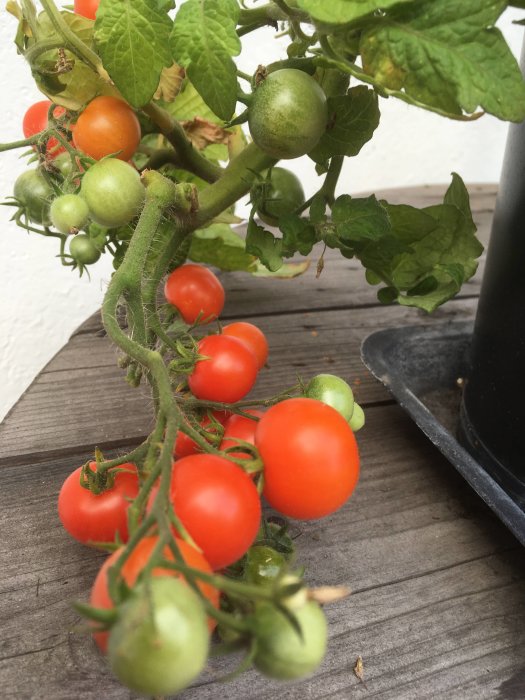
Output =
[
  {"x1": 0, "y1": 297, "x2": 477, "y2": 466},
  {"x1": 0, "y1": 404, "x2": 523, "y2": 699}
]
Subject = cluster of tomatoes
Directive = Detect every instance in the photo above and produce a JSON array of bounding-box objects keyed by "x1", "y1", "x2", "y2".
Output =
[
  {"x1": 56, "y1": 262, "x2": 363, "y2": 695},
  {"x1": 15, "y1": 95, "x2": 145, "y2": 270}
]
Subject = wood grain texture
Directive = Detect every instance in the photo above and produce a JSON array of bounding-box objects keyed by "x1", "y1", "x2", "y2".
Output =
[
  {"x1": 1, "y1": 406, "x2": 524, "y2": 699},
  {"x1": 2, "y1": 184, "x2": 521, "y2": 700}
]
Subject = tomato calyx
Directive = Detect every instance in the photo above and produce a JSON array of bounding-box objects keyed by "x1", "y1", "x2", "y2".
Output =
[{"x1": 79, "y1": 460, "x2": 128, "y2": 494}]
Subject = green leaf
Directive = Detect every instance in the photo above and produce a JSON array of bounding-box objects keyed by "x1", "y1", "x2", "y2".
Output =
[
  {"x1": 170, "y1": 0, "x2": 241, "y2": 120},
  {"x1": 94, "y1": 0, "x2": 173, "y2": 107},
  {"x1": 246, "y1": 220, "x2": 283, "y2": 272},
  {"x1": 359, "y1": 0, "x2": 525, "y2": 121},
  {"x1": 162, "y1": 80, "x2": 222, "y2": 123},
  {"x1": 296, "y1": 0, "x2": 414, "y2": 24},
  {"x1": 253, "y1": 260, "x2": 310, "y2": 278},
  {"x1": 309, "y1": 86, "x2": 380, "y2": 164},
  {"x1": 278, "y1": 215, "x2": 317, "y2": 257},
  {"x1": 189, "y1": 224, "x2": 257, "y2": 272},
  {"x1": 332, "y1": 194, "x2": 391, "y2": 242}
]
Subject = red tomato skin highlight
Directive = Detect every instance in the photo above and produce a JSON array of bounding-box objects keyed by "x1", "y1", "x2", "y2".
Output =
[
  {"x1": 72, "y1": 96, "x2": 141, "y2": 161},
  {"x1": 164, "y1": 264, "x2": 225, "y2": 325},
  {"x1": 169, "y1": 454, "x2": 262, "y2": 570},
  {"x1": 57, "y1": 462, "x2": 139, "y2": 546},
  {"x1": 222, "y1": 322, "x2": 269, "y2": 369},
  {"x1": 220, "y1": 410, "x2": 264, "y2": 459},
  {"x1": 189, "y1": 335, "x2": 258, "y2": 403},
  {"x1": 90, "y1": 536, "x2": 218, "y2": 651},
  {"x1": 256, "y1": 398, "x2": 360, "y2": 519}
]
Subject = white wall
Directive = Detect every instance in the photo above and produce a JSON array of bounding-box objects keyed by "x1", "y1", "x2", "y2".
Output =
[{"x1": 1, "y1": 6, "x2": 524, "y2": 420}]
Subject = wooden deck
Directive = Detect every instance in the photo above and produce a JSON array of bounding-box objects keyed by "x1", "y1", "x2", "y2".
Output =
[{"x1": 1, "y1": 185, "x2": 524, "y2": 699}]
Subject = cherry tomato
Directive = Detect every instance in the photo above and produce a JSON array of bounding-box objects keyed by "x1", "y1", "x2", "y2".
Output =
[
  {"x1": 349, "y1": 402, "x2": 365, "y2": 431},
  {"x1": 244, "y1": 545, "x2": 286, "y2": 586},
  {"x1": 69, "y1": 234, "x2": 101, "y2": 265},
  {"x1": 57, "y1": 462, "x2": 139, "y2": 546},
  {"x1": 166, "y1": 454, "x2": 262, "y2": 570},
  {"x1": 255, "y1": 398, "x2": 360, "y2": 519},
  {"x1": 108, "y1": 578, "x2": 209, "y2": 696},
  {"x1": 50, "y1": 194, "x2": 90, "y2": 234},
  {"x1": 80, "y1": 159, "x2": 145, "y2": 228},
  {"x1": 253, "y1": 601, "x2": 327, "y2": 679},
  {"x1": 22, "y1": 100, "x2": 67, "y2": 157},
  {"x1": 13, "y1": 169, "x2": 53, "y2": 224},
  {"x1": 248, "y1": 69, "x2": 328, "y2": 159},
  {"x1": 174, "y1": 410, "x2": 227, "y2": 458},
  {"x1": 73, "y1": 96, "x2": 141, "y2": 162},
  {"x1": 74, "y1": 0, "x2": 99, "y2": 20},
  {"x1": 90, "y1": 535, "x2": 219, "y2": 652},
  {"x1": 222, "y1": 322, "x2": 269, "y2": 369},
  {"x1": 189, "y1": 335, "x2": 258, "y2": 404},
  {"x1": 255, "y1": 167, "x2": 305, "y2": 227},
  {"x1": 305, "y1": 373, "x2": 355, "y2": 421},
  {"x1": 164, "y1": 264, "x2": 225, "y2": 325},
  {"x1": 220, "y1": 409, "x2": 264, "y2": 459}
]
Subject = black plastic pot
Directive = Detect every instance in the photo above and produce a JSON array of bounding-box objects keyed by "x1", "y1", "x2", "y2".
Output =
[{"x1": 459, "y1": 42, "x2": 525, "y2": 507}]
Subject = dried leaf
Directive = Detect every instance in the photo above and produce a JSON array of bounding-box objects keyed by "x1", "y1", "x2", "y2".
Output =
[
  {"x1": 154, "y1": 63, "x2": 186, "y2": 102},
  {"x1": 353, "y1": 655, "x2": 365, "y2": 684},
  {"x1": 181, "y1": 116, "x2": 230, "y2": 150},
  {"x1": 308, "y1": 585, "x2": 351, "y2": 604}
]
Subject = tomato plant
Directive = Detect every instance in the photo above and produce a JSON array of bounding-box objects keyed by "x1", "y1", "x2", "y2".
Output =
[
  {"x1": 220, "y1": 409, "x2": 263, "y2": 459},
  {"x1": 256, "y1": 398, "x2": 360, "y2": 519},
  {"x1": 22, "y1": 100, "x2": 66, "y2": 157},
  {"x1": 189, "y1": 335, "x2": 259, "y2": 403},
  {"x1": 80, "y1": 159, "x2": 145, "y2": 228},
  {"x1": 165, "y1": 454, "x2": 262, "y2": 570},
  {"x1": 73, "y1": 96, "x2": 141, "y2": 162},
  {"x1": 108, "y1": 577, "x2": 209, "y2": 697},
  {"x1": 173, "y1": 410, "x2": 227, "y2": 458},
  {"x1": 255, "y1": 167, "x2": 305, "y2": 227},
  {"x1": 69, "y1": 234, "x2": 101, "y2": 265},
  {"x1": 164, "y1": 263, "x2": 225, "y2": 324},
  {"x1": 222, "y1": 322, "x2": 269, "y2": 369},
  {"x1": 57, "y1": 462, "x2": 139, "y2": 546},
  {"x1": 73, "y1": 0, "x2": 99, "y2": 20},
  {"x1": 90, "y1": 535, "x2": 219, "y2": 652},
  {"x1": 13, "y1": 169, "x2": 53, "y2": 224},
  {"x1": 248, "y1": 69, "x2": 328, "y2": 159},
  {"x1": 50, "y1": 194, "x2": 90, "y2": 234},
  {"x1": 253, "y1": 601, "x2": 327, "y2": 679},
  {"x1": 305, "y1": 373, "x2": 355, "y2": 421}
]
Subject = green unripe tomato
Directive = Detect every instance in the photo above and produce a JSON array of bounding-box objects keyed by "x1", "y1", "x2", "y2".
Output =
[
  {"x1": 256, "y1": 167, "x2": 305, "y2": 227},
  {"x1": 305, "y1": 373, "x2": 355, "y2": 421},
  {"x1": 53, "y1": 152, "x2": 74, "y2": 178},
  {"x1": 245, "y1": 545, "x2": 286, "y2": 586},
  {"x1": 13, "y1": 169, "x2": 53, "y2": 224},
  {"x1": 50, "y1": 194, "x2": 89, "y2": 234},
  {"x1": 69, "y1": 234, "x2": 101, "y2": 265},
  {"x1": 80, "y1": 159, "x2": 145, "y2": 228},
  {"x1": 108, "y1": 578, "x2": 209, "y2": 697},
  {"x1": 253, "y1": 601, "x2": 327, "y2": 680},
  {"x1": 248, "y1": 69, "x2": 328, "y2": 159},
  {"x1": 349, "y1": 402, "x2": 365, "y2": 432}
]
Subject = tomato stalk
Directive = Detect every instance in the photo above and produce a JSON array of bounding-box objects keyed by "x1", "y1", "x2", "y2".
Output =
[{"x1": 141, "y1": 103, "x2": 223, "y2": 184}]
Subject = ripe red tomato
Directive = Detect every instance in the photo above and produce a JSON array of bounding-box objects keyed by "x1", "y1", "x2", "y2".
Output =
[
  {"x1": 22, "y1": 100, "x2": 67, "y2": 157},
  {"x1": 189, "y1": 335, "x2": 258, "y2": 403},
  {"x1": 72, "y1": 96, "x2": 141, "y2": 162},
  {"x1": 90, "y1": 536, "x2": 219, "y2": 652},
  {"x1": 74, "y1": 0, "x2": 100, "y2": 19},
  {"x1": 174, "y1": 410, "x2": 228, "y2": 458},
  {"x1": 164, "y1": 264, "x2": 225, "y2": 325},
  {"x1": 255, "y1": 398, "x2": 360, "y2": 519},
  {"x1": 220, "y1": 410, "x2": 264, "y2": 459},
  {"x1": 58, "y1": 462, "x2": 139, "y2": 546},
  {"x1": 222, "y1": 322, "x2": 269, "y2": 369},
  {"x1": 166, "y1": 454, "x2": 261, "y2": 569}
]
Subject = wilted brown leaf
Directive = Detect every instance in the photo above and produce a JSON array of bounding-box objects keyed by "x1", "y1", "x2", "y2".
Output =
[
  {"x1": 154, "y1": 63, "x2": 185, "y2": 102},
  {"x1": 181, "y1": 117, "x2": 230, "y2": 151}
]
